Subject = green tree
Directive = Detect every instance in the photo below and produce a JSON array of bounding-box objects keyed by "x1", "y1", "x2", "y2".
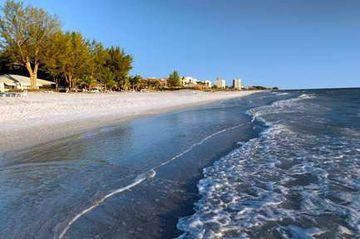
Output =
[
  {"x1": 167, "y1": 70, "x2": 182, "y2": 88},
  {"x1": 129, "y1": 75, "x2": 142, "y2": 90},
  {"x1": 88, "y1": 41, "x2": 119, "y2": 90},
  {"x1": 107, "y1": 46, "x2": 133, "y2": 90},
  {"x1": 0, "y1": 0, "x2": 60, "y2": 89},
  {"x1": 42, "y1": 31, "x2": 67, "y2": 90},
  {"x1": 57, "y1": 32, "x2": 91, "y2": 90},
  {"x1": 103, "y1": 67, "x2": 116, "y2": 90},
  {"x1": 144, "y1": 78, "x2": 161, "y2": 91},
  {"x1": 77, "y1": 75, "x2": 95, "y2": 90},
  {"x1": 122, "y1": 77, "x2": 131, "y2": 91},
  {"x1": 89, "y1": 41, "x2": 108, "y2": 84}
]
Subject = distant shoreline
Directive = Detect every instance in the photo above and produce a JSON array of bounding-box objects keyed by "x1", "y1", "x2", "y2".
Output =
[{"x1": 0, "y1": 90, "x2": 259, "y2": 153}]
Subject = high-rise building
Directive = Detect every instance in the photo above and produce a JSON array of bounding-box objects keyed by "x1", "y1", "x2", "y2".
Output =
[
  {"x1": 233, "y1": 78, "x2": 242, "y2": 90},
  {"x1": 215, "y1": 78, "x2": 226, "y2": 88}
]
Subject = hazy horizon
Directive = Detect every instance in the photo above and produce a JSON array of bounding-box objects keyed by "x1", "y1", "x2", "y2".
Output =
[{"x1": 4, "y1": 0, "x2": 359, "y2": 89}]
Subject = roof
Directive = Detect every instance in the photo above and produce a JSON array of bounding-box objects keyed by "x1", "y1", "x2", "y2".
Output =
[
  {"x1": 0, "y1": 75, "x2": 17, "y2": 86},
  {"x1": 0, "y1": 74, "x2": 55, "y2": 87}
]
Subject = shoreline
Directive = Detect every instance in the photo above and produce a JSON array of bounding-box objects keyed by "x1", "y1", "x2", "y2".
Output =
[{"x1": 0, "y1": 90, "x2": 259, "y2": 153}]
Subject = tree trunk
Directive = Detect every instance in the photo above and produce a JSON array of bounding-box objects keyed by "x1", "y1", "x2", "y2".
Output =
[
  {"x1": 25, "y1": 62, "x2": 39, "y2": 90},
  {"x1": 55, "y1": 77, "x2": 59, "y2": 91},
  {"x1": 64, "y1": 74, "x2": 73, "y2": 90},
  {"x1": 69, "y1": 76, "x2": 73, "y2": 90},
  {"x1": 30, "y1": 73, "x2": 37, "y2": 90}
]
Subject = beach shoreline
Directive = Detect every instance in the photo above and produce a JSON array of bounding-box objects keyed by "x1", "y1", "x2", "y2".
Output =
[{"x1": 0, "y1": 90, "x2": 259, "y2": 153}]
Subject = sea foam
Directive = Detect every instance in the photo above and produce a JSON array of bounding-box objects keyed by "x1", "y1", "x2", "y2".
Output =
[{"x1": 178, "y1": 93, "x2": 360, "y2": 238}]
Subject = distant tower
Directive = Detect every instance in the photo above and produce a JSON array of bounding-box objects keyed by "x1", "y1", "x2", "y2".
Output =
[
  {"x1": 215, "y1": 78, "x2": 226, "y2": 88},
  {"x1": 233, "y1": 78, "x2": 242, "y2": 90}
]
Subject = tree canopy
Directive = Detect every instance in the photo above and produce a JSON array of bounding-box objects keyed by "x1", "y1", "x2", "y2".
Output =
[
  {"x1": 107, "y1": 46, "x2": 133, "y2": 90},
  {"x1": 0, "y1": 0, "x2": 60, "y2": 89},
  {"x1": 0, "y1": 0, "x2": 133, "y2": 91},
  {"x1": 167, "y1": 70, "x2": 182, "y2": 88}
]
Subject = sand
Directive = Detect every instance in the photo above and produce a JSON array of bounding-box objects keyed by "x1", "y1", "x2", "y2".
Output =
[{"x1": 0, "y1": 90, "x2": 258, "y2": 152}]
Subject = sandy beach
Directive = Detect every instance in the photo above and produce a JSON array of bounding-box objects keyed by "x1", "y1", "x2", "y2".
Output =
[{"x1": 0, "y1": 90, "x2": 257, "y2": 152}]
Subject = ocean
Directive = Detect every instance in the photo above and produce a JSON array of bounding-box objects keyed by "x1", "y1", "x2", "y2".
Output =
[
  {"x1": 178, "y1": 89, "x2": 360, "y2": 239},
  {"x1": 0, "y1": 89, "x2": 359, "y2": 239}
]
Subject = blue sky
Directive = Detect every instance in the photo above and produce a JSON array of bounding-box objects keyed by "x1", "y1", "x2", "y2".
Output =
[{"x1": 4, "y1": 0, "x2": 360, "y2": 89}]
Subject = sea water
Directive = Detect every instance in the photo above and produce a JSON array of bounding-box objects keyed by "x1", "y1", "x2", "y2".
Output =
[
  {"x1": 178, "y1": 89, "x2": 360, "y2": 239},
  {"x1": 1, "y1": 89, "x2": 358, "y2": 239}
]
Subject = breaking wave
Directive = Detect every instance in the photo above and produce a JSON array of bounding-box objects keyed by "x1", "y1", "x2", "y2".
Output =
[{"x1": 178, "y1": 93, "x2": 360, "y2": 238}]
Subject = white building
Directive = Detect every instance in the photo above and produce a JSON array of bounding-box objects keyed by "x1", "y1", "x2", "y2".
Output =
[
  {"x1": 233, "y1": 78, "x2": 242, "y2": 90},
  {"x1": 0, "y1": 74, "x2": 55, "y2": 92},
  {"x1": 203, "y1": 80, "x2": 212, "y2": 88},
  {"x1": 0, "y1": 76, "x2": 17, "y2": 92},
  {"x1": 215, "y1": 78, "x2": 226, "y2": 89},
  {"x1": 182, "y1": 76, "x2": 198, "y2": 87}
]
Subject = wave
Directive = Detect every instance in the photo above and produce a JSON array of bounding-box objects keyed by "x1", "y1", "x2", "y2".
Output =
[
  {"x1": 247, "y1": 93, "x2": 317, "y2": 122},
  {"x1": 298, "y1": 93, "x2": 315, "y2": 99},
  {"x1": 58, "y1": 171, "x2": 154, "y2": 239},
  {"x1": 177, "y1": 94, "x2": 360, "y2": 238},
  {"x1": 275, "y1": 92, "x2": 289, "y2": 96}
]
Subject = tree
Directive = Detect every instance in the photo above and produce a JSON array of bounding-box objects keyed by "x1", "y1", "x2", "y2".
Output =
[
  {"x1": 107, "y1": 46, "x2": 133, "y2": 90},
  {"x1": 42, "y1": 31, "x2": 67, "y2": 90},
  {"x1": 129, "y1": 75, "x2": 142, "y2": 90},
  {"x1": 167, "y1": 70, "x2": 182, "y2": 88},
  {"x1": 89, "y1": 41, "x2": 109, "y2": 88},
  {"x1": 122, "y1": 76, "x2": 131, "y2": 91},
  {"x1": 56, "y1": 32, "x2": 91, "y2": 90},
  {"x1": 102, "y1": 67, "x2": 116, "y2": 90},
  {"x1": 144, "y1": 78, "x2": 161, "y2": 91},
  {"x1": 88, "y1": 41, "x2": 120, "y2": 91},
  {"x1": 0, "y1": 0, "x2": 60, "y2": 89},
  {"x1": 0, "y1": 50, "x2": 12, "y2": 73},
  {"x1": 39, "y1": 31, "x2": 90, "y2": 90}
]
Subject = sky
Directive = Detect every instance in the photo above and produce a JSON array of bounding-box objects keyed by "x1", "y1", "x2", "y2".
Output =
[{"x1": 3, "y1": 0, "x2": 360, "y2": 89}]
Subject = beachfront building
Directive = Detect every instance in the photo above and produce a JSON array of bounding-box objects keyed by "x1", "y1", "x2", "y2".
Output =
[
  {"x1": 215, "y1": 78, "x2": 226, "y2": 89},
  {"x1": 204, "y1": 80, "x2": 212, "y2": 88},
  {"x1": 0, "y1": 74, "x2": 55, "y2": 92},
  {"x1": 0, "y1": 75, "x2": 17, "y2": 92},
  {"x1": 143, "y1": 77, "x2": 168, "y2": 89},
  {"x1": 182, "y1": 76, "x2": 198, "y2": 87},
  {"x1": 202, "y1": 80, "x2": 212, "y2": 88},
  {"x1": 233, "y1": 78, "x2": 243, "y2": 90}
]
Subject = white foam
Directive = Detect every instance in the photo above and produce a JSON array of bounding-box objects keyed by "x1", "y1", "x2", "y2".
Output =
[
  {"x1": 275, "y1": 92, "x2": 289, "y2": 96},
  {"x1": 178, "y1": 97, "x2": 360, "y2": 238},
  {"x1": 298, "y1": 93, "x2": 315, "y2": 99},
  {"x1": 277, "y1": 225, "x2": 326, "y2": 239},
  {"x1": 247, "y1": 93, "x2": 319, "y2": 124},
  {"x1": 59, "y1": 173, "x2": 149, "y2": 239}
]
